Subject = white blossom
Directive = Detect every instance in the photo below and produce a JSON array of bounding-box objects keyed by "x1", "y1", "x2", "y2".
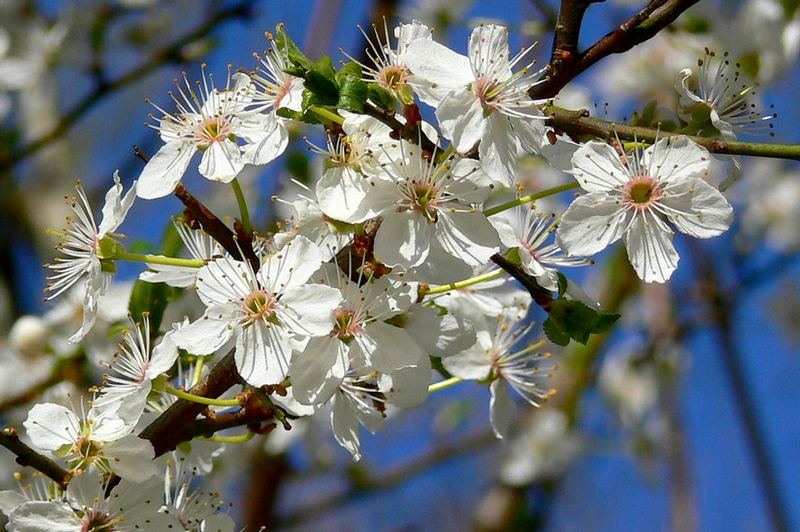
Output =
[
  {"x1": 45, "y1": 173, "x2": 136, "y2": 342},
  {"x1": 404, "y1": 24, "x2": 548, "y2": 186},
  {"x1": 557, "y1": 137, "x2": 734, "y2": 283},
  {"x1": 140, "y1": 220, "x2": 222, "y2": 288},
  {"x1": 172, "y1": 236, "x2": 342, "y2": 386}
]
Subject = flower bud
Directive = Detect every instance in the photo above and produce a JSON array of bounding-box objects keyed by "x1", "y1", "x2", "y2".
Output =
[{"x1": 9, "y1": 315, "x2": 50, "y2": 357}]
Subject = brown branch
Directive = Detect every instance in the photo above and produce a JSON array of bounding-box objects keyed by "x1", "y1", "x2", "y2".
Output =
[
  {"x1": 0, "y1": 0, "x2": 256, "y2": 170},
  {"x1": 0, "y1": 428, "x2": 71, "y2": 489},
  {"x1": 544, "y1": 105, "x2": 800, "y2": 160},
  {"x1": 530, "y1": 0, "x2": 699, "y2": 99},
  {"x1": 174, "y1": 184, "x2": 260, "y2": 271},
  {"x1": 139, "y1": 351, "x2": 243, "y2": 456},
  {"x1": 491, "y1": 253, "x2": 554, "y2": 312},
  {"x1": 548, "y1": 0, "x2": 604, "y2": 78}
]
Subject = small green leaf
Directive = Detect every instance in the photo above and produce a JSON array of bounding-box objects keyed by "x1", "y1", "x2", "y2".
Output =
[
  {"x1": 274, "y1": 24, "x2": 314, "y2": 72},
  {"x1": 591, "y1": 313, "x2": 620, "y2": 334},
  {"x1": 337, "y1": 75, "x2": 368, "y2": 112},
  {"x1": 543, "y1": 318, "x2": 570, "y2": 346},
  {"x1": 304, "y1": 69, "x2": 339, "y2": 105},
  {"x1": 556, "y1": 272, "x2": 568, "y2": 298},
  {"x1": 368, "y1": 83, "x2": 397, "y2": 111},
  {"x1": 128, "y1": 221, "x2": 184, "y2": 332}
]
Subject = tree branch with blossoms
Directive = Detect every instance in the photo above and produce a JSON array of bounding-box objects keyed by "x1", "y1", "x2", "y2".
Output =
[{"x1": 1, "y1": 2, "x2": 799, "y2": 529}]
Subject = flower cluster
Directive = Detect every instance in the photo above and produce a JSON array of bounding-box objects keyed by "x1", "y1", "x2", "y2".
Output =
[{"x1": 2, "y1": 15, "x2": 762, "y2": 530}]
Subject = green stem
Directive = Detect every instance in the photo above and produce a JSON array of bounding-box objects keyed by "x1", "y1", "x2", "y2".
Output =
[
  {"x1": 428, "y1": 376, "x2": 463, "y2": 393},
  {"x1": 191, "y1": 357, "x2": 205, "y2": 387},
  {"x1": 308, "y1": 105, "x2": 344, "y2": 126},
  {"x1": 230, "y1": 178, "x2": 252, "y2": 234},
  {"x1": 113, "y1": 251, "x2": 205, "y2": 268},
  {"x1": 201, "y1": 431, "x2": 255, "y2": 444},
  {"x1": 545, "y1": 104, "x2": 800, "y2": 161},
  {"x1": 164, "y1": 385, "x2": 242, "y2": 407},
  {"x1": 422, "y1": 268, "x2": 505, "y2": 297},
  {"x1": 483, "y1": 182, "x2": 580, "y2": 217}
]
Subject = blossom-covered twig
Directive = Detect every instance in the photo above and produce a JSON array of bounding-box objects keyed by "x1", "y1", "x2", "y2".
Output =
[
  {"x1": 0, "y1": 428, "x2": 71, "y2": 488},
  {"x1": 544, "y1": 105, "x2": 800, "y2": 161},
  {"x1": 139, "y1": 351, "x2": 243, "y2": 456},
  {"x1": 530, "y1": 0, "x2": 701, "y2": 99}
]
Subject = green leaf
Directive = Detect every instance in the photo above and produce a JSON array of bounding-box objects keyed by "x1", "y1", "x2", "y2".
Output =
[
  {"x1": 556, "y1": 272, "x2": 568, "y2": 298},
  {"x1": 304, "y1": 69, "x2": 339, "y2": 105},
  {"x1": 548, "y1": 299, "x2": 599, "y2": 344},
  {"x1": 337, "y1": 76, "x2": 368, "y2": 112},
  {"x1": 368, "y1": 83, "x2": 397, "y2": 111},
  {"x1": 543, "y1": 318, "x2": 570, "y2": 346},
  {"x1": 274, "y1": 24, "x2": 314, "y2": 72},
  {"x1": 334, "y1": 61, "x2": 362, "y2": 82},
  {"x1": 276, "y1": 106, "x2": 320, "y2": 124},
  {"x1": 591, "y1": 313, "x2": 620, "y2": 334},
  {"x1": 128, "y1": 221, "x2": 184, "y2": 332}
]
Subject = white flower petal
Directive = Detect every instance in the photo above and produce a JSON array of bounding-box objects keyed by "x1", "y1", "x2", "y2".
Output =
[
  {"x1": 644, "y1": 136, "x2": 711, "y2": 185},
  {"x1": 258, "y1": 235, "x2": 323, "y2": 293},
  {"x1": 23, "y1": 403, "x2": 78, "y2": 452},
  {"x1": 316, "y1": 166, "x2": 379, "y2": 223},
  {"x1": 660, "y1": 177, "x2": 733, "y2": 238},
  {"x1": 235, "y1": 321, "x2": 293, "y2": 386},
  {"x1": 570, "y1": 141, "x2": 632, "y2": 192},
  {"x1": 136, "y1": 141, "x2": 195, "y2": 199},
  {"x1": 198, "y1": 139, "x2": 243, "y2": 183},
  {"x1": 374, "y1": 211, "x2": 435, "y2": 268},
  {"x1": 105, "y1": 434, "x2": 158, "y2": 482},
  {"x1": 436, "y1": 211, "x2": 500, "y2": 267},
  {"x1": 490, "y1": 378, "x2": 516, "y2": 439},
  {"x1": 443, "y1": 341, "x2": 493, "y2": 380},
  {"x1": 624, "y1": 212, "x2": 679, "y2": 283},
  {"x1": 172, "y1": 315, "x2": 235, "y2": 355},
  {"x1": 403, "y1": 39, "x2": 474, "y2": 89},
  {"x1": 435, "y1": 89, "x2": 485, "y2": 152},
  {"x1": 98, "y1": 171, "x2": 137, "y2": 236},
  {"x1": 278, "y1": 284, "x2": 341, "y2": 337},
  {"x1": 289, "y1": 336, "x2": 348, "y2": 405},
  {"x1": 9, "y1": 501, "x2": 81, "y2": 531},
  {"x1": 359, "y1": 321, "x2": 424, "y2": 371},
  {"x1": 556, "y1": 192, "x2": 628, "y2": 257}
]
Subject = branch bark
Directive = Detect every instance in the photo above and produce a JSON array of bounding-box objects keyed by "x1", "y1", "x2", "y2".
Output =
[
  {"x1": 0, "y1": 428, "x2": 71, "y2": 488},
  {"x1": 139, "y1": 351, "x2": 242, "y2": 457},
  {"x1": 530, "y1": 0, "x2": 699, "y2": 99},
  {"x1": 544, "y1": 105, "x2": 800, "y2": 161}
]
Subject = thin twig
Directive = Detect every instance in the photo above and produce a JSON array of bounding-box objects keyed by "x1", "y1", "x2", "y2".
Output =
[
  {"x1": 544, "y1": 105, "x2": 800, "y2": 161},
  {"x1": 0, "y1": 428, "x2": 71, "y2": 488},
  {"x1": 530, "y1": 0, "x2": 699, "y2": 99}
]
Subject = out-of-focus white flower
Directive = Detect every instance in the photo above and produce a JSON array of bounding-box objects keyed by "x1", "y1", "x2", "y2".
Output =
[
  {"x1": 8, "y1": 316, "x2": 50, "y2": 357},
  {"x1": 557, "y1": 137, "x2": 733, "y2": 283},
  {"x1": 45, "y1": 173, "x2": 136, "y2": 342},
  {"x1": 499, "y1": 409, "x2": 581, "y2": 486},
  {"x1": 599, "y1": 348, "x2": 659, "y2": 426},
  {"x1": 740, "y1": 159, "x2": 800, "y2": 251},
  {"x1": 400, "y1": 0, "x2": 474, "y2": 28}
]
